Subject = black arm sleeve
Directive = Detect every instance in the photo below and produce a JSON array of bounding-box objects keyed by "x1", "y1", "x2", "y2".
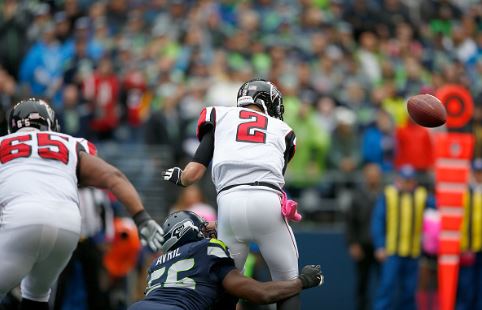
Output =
[
  {"x1": 283, "y1": 131, "x2": 296, "y2": 174},
  {"x1": 192, "y1": 128, "x2": 214, "y2": 167}
]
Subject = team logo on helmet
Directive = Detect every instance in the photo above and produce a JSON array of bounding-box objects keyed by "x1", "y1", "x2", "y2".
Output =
[{"x1": 171, "y1": 220, "x2": 199, "y2": 240}]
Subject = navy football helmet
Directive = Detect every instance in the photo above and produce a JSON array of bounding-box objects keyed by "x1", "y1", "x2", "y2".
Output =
[
  {"x1": 8, "y1": 98, "x2": 60, "y2": 133},
  {"x1": 237, "y1": 79, "x2": 284, "y2": 120},
  {"x1": 161, "y1": 211, "x2": 209, "y2": 252}
]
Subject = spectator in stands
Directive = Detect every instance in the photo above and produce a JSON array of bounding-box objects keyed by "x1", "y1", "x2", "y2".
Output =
[
  {"x1": 371, "y1": 165, "x2": 435, "y2": 310},
  {"x1": 346, "y1": 163, "x2": 383, "y2": 310},
  {"x1": 59, "y1": 84, "x2": 90, "y2": 138},
  {"x1": 0, "y1": 68, "x2": 17, "y2": 136},
  {"x1": 456, "y1": 159, "x2": 482, "y2": 310},
  {"x1": 357, "y1": 31, "x2": 381, "y2": 86},
  {"x1": 328, "y1": 107, "x2": 360, "y2": 187},
  {"x1": 144, "y1": 83, "x2": 185, "y2": 161},
  {"x1": 394, "y1": 118, "x2": 434, "y2": 172},
  {"x1": 19, "y1": 22, "x2": 63, "y2": 100},
  {"x1": 0, "y1": 0, "x2": 28, "y2": 79},
  {"x1": 83, "y1": 55, "x2": 120, "y2": 141},
  {"x1": 381, "y1": 80, "x2": 407, "y2": 127},
  {"x1": 284, "y1": 102, "x2": 330, "y2": 199},
  {"x1": 339, "y1": 80, "x2": 373, "y2": 128},
  {"x1": 63, "y1": 33, "x2": 96, "y2": 87},
  {"x1": 361, "y1": 109, "x2": 395, "y2": 171},
  {"x1": 315, "y1": 95, "x2": 337, "y2": 134},
  {"x1": 62, "y1": 17, "x2": 104, "y2": 65}
]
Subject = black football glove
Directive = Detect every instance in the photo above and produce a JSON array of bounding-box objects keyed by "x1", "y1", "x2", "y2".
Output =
[
  {"x1": 133, "y1": 210, "x2": 164, "y2": 252},
  {"x1": 162, "y1": 167, "x2": 185, "y2": 186},
  {"x1": 298, "y1": 265, "x2": 324, "y2": 289}
]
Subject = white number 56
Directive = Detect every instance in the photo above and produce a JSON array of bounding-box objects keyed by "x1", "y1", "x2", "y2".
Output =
[{"x1": 145, "y1": 259, "x2": 196, "y2": 295}]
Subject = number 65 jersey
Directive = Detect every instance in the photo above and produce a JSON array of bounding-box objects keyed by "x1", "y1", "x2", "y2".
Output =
[
  {"x1": 197, "y1": 106, "x2": 296, "y2": 193},
  {"x1": 0, "y1": 130, "x2": 84, "y2": 230}
]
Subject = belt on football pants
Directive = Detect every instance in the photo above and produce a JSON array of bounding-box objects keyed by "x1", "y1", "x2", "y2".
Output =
[{"x1": 218, "y1": 181, "x2": 282, "y2": 194}]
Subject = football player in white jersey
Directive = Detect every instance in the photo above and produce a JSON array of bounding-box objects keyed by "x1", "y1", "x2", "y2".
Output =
[
  {"x1": 162, "y1": 79, "x2": 305, "y2": 310},
  {"x1": 0, "y1": 99, "x2": 164, "y2": 310}
]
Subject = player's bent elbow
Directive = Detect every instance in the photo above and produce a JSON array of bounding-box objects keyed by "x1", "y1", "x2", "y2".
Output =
[{"x1": 244, "y1": 284, "x2": 280, "y2": 305}]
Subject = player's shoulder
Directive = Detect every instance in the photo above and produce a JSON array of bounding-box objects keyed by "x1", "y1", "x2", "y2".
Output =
[
  {"x1": 206, "y1": 238, "x2": 233, "y2": 259},
  {"x1": 71, "y1": 136, "x2": 97, "y2": 156},
  {"x1": 190, "y1": 238, "x2": 232, "y2": 259},
  {"x1": 269, "y1": 117, "x2": 294, "y2": 133},
  {"x1": 203, "y1": 105, "x2": 238, "y2": 116}
]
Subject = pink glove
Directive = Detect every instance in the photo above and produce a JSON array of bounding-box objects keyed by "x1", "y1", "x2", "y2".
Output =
[{"x1": 281, "y1": 191, "x2": 302, "y2": 222}]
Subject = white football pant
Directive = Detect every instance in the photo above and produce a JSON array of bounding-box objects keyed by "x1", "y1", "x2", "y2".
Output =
[
  {"x1": 217, "y1": 187, "x2": 299, "y2": 281},
  {"x1": 0, "y1": 203, "x2": 80, "y2": 302}
]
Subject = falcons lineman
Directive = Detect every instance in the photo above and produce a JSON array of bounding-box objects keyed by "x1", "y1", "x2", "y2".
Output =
[
  {"x1": 162, "y1": 79, "x2": 305, "y2": 310},
  {"x1": 0, "y1": 99, "x2": 163, "y2": 310}
]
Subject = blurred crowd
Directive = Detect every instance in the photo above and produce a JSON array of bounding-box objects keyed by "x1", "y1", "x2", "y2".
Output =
[{"x1": 1, "y1": 0, "x2": 482, "y2": 175}]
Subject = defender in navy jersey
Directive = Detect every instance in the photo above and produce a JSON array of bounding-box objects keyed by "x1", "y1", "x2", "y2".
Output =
[{"x1": 129, "y1": 211, "x2": 323, "y2": 310}]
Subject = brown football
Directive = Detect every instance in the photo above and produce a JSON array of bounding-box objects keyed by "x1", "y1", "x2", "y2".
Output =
[{"x1": 407, "y1": 94, "x2": 447, "y2": 127}]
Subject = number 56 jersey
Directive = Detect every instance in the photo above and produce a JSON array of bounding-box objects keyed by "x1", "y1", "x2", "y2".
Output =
[
  {"x1": 0, "y1": 130, "x2": 84, "y2": 230},
  {"x1": 143, "y1": 238, "x2": 236, "y2": 310},
  {"x1": 197, "y1": 106, "x2": 296, "y2": 193}
]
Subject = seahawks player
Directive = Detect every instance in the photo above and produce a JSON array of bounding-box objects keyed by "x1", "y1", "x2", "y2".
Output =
[
  {"x1": 129, "y1": 211, "x2": 323, "y2": 310},
  {"x1": 0, "y1": 98, "x2": 163, "y2": 310}
]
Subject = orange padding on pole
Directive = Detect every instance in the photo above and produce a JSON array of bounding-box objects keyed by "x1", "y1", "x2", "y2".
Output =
[
  {"x1": 433, "y1": 132, "x2": 474, "y2": 159},
  {"x1": 438, "y1": 255, "x2": 459, "y2": 310},
  {"x1": 440, "y1": 214, "x2": 463, "y2": 231},
  {"x1": 435, "y1": 166, "x2": 470, "y2": 183},
  {"x1": 436, "y1": 191, "x2": 464, "y2": 207},
  {"x1": 439, "y1": 237, "x2": 461, "y2": 255}
]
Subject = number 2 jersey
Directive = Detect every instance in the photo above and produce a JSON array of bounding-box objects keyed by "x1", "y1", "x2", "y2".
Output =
[
  {"x1": 143, "y1": 238, "x2": 236, "y2": 310},
  {"x1": 196, "y1": 106, "x2": 296, "y2": 193},
  {"x1": 0, "y1": 130, "x2": 92, "y2": 232}
]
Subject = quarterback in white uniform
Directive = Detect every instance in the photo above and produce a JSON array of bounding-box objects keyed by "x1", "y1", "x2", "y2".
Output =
[
  {"x1": 162, "y1": 79, "x2": 303, "y2": 310},
  {"x1": 0, "y1": 99, "x2": 164, "y2": 310}
]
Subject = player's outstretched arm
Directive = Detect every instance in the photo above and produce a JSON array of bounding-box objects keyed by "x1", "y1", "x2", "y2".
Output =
[
  {"x1": 78, "y1": 152, "x2": 164, "y2": 251},
  {"x1": 161, "y1": 162, "x2": 206, "y2": 187},
  {"x1": 222, "y1": 265, "x2": 323, "y2": 305},
  {"x1": 162, "y1": 128, "x2": 213, "y2": 186}
]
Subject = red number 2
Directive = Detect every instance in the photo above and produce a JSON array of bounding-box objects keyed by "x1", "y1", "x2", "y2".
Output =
[
  {"x1": 0, "y1": 133, "x2": 69, "y2": 164},
  {"x1": 236, "y1": 111, "x2": 268, "y2": 143}
]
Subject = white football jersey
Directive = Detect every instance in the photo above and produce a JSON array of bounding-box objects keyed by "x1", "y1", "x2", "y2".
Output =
[
  {"x1": 197, "y1": 106, "x2": 296, "y2": 192},
  {"x1": 0, "y1": 130, "x2": 84, "y2": 208}
]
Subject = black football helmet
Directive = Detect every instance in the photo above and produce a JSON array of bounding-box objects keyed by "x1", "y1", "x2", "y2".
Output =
[
  {"x1": 8, "y1": 98, "x2": 60, "y2": 133},
  {"x1": 161, "y1": 211, "x2": 209, "y2": 252},
  {"x1": 237, "y1": 78, "x2": 284, "y2": 120}
]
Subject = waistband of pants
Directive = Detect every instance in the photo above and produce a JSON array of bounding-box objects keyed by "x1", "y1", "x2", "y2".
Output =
[{"x1": 218, "y1": 181, "x2": 282, "y2": 194}]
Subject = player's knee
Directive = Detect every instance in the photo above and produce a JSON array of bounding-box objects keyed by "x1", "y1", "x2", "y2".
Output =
[{"x1": 19, "y1": 282, "x2": 50, "y2": 303}]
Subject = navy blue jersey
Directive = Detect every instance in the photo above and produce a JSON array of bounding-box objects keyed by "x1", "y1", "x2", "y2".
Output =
[{"x1": 142, "y1": 238, "x2": 236, "y2": 310}]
